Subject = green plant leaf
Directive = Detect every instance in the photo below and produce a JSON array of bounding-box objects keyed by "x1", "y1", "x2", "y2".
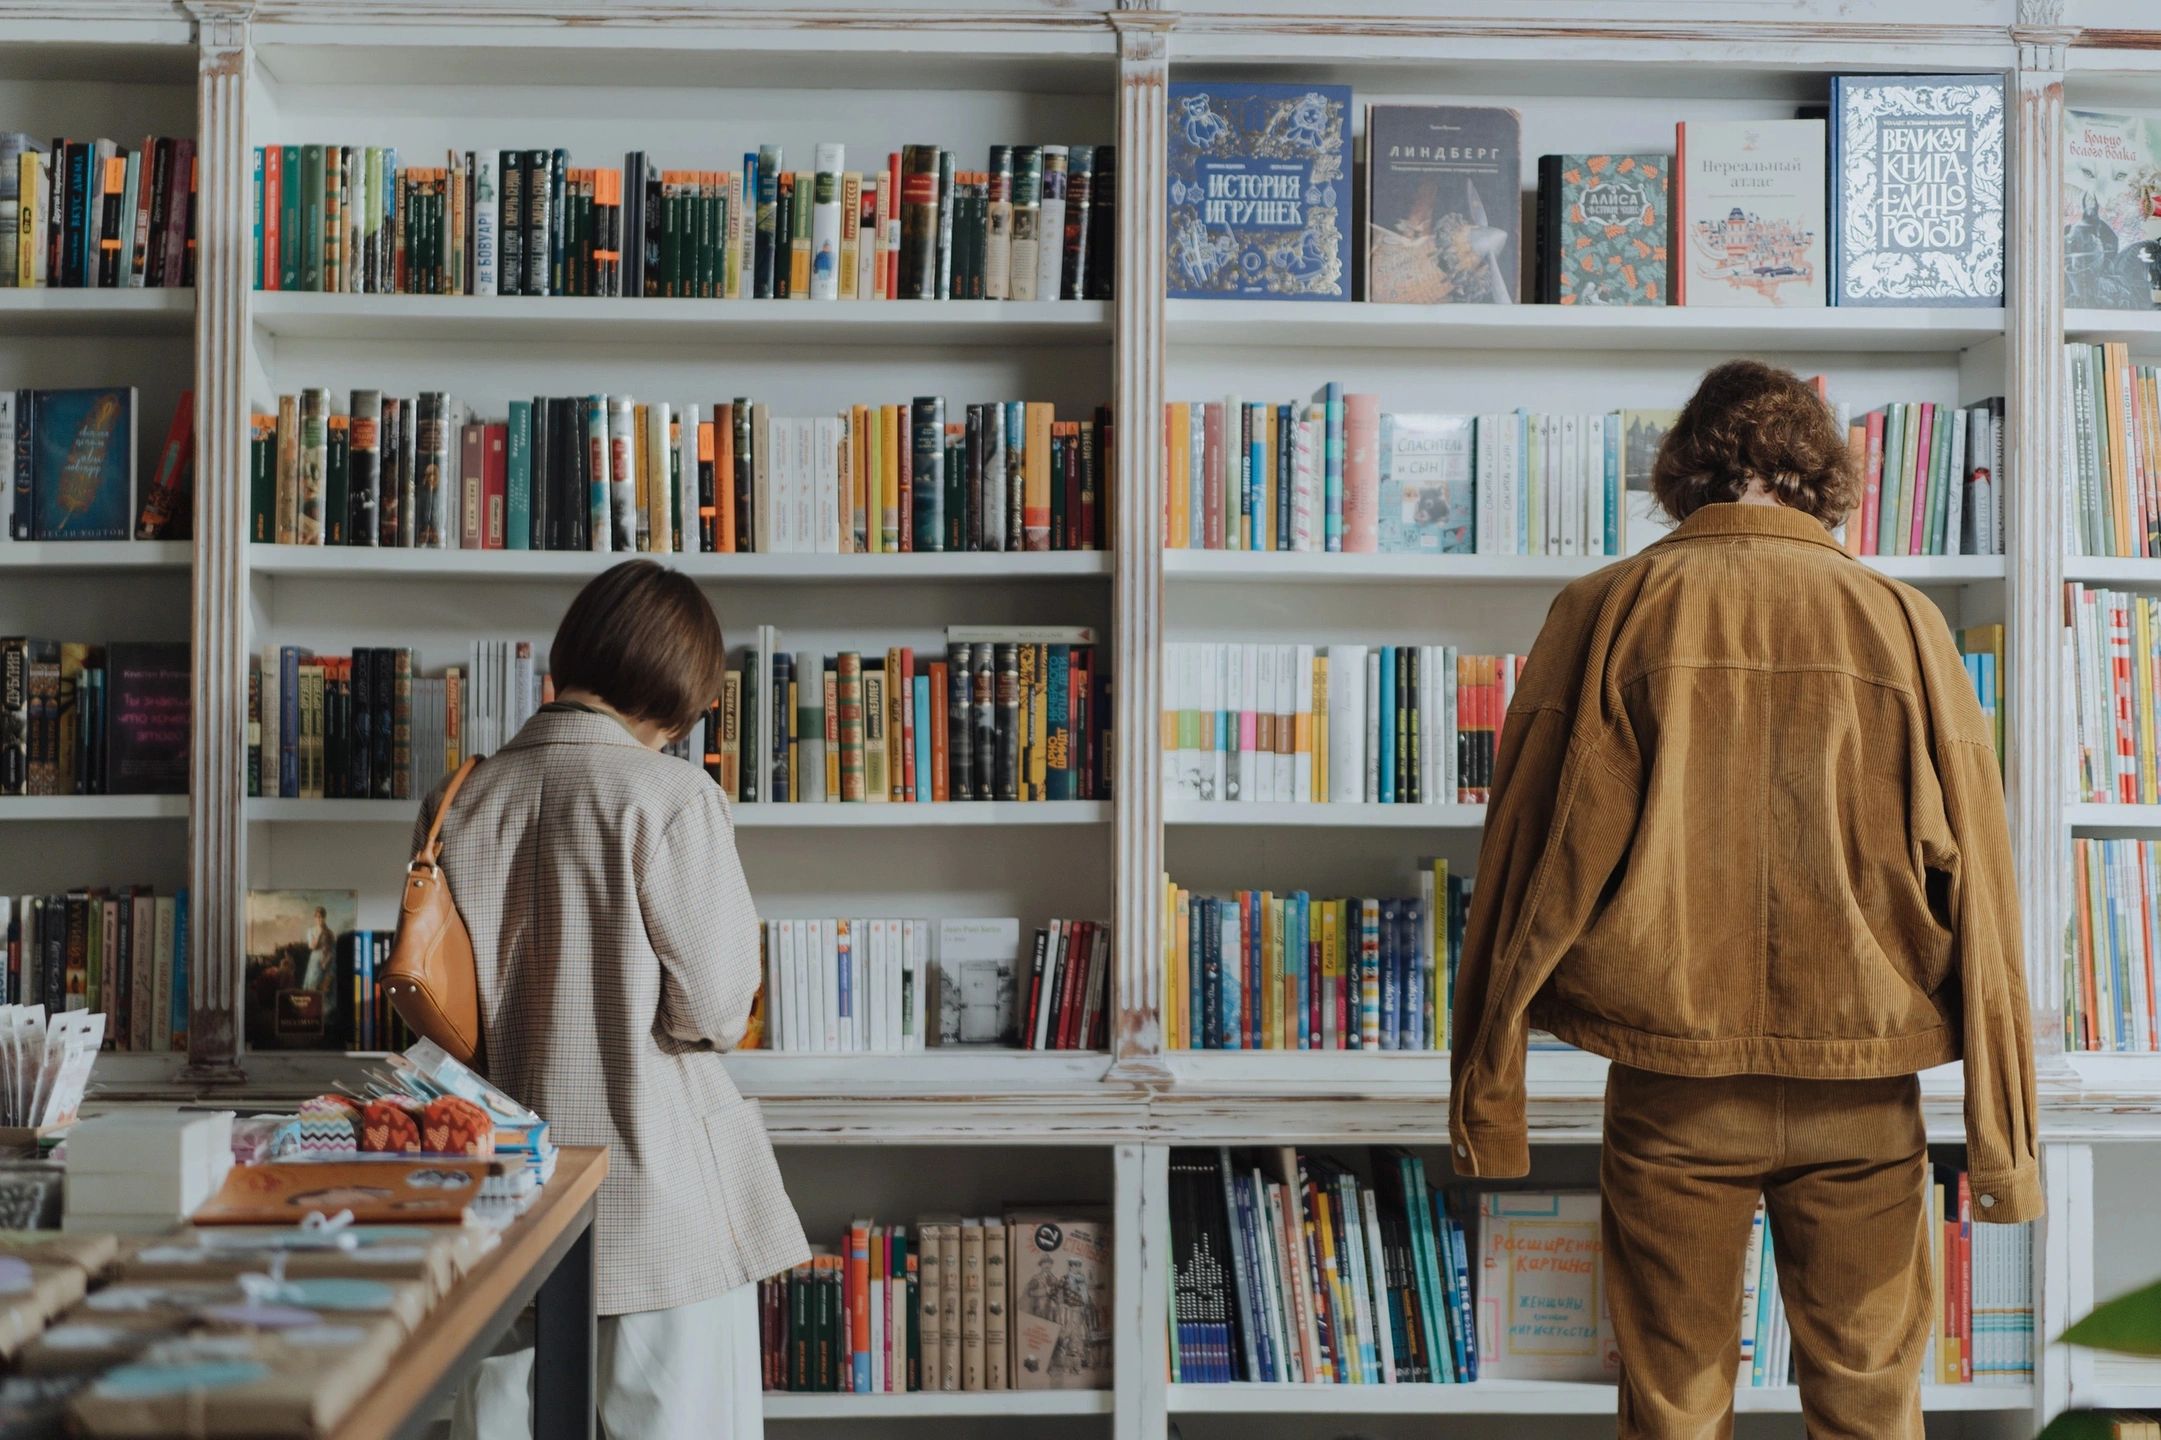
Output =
[
  {"x1": 2064, "y1": 1279, "x2": 2161, "y2": 1357},
  {"x1": 2038, "y1": 1411, "x2": 2130, "y2": 1440}
]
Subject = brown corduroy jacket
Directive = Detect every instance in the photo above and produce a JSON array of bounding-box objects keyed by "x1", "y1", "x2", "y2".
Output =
[{"x1": 1448, "y1": 502, "x2": 2041, "y2": 1222}]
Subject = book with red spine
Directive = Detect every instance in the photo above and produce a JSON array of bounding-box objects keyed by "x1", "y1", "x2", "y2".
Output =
[{"x1": 849, "y1": 1219, "x2": 872, "y2": 1393}]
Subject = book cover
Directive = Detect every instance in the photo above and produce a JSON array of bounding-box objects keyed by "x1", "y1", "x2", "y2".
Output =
[
  {"x1": 1830, "y1": 74, "x2": 2004, "y2": 307},
  {"x1": 1676, "y1": 119, "x2": 1826, "y2": 307},
  {"x1": 1538, "y1": 153, "x2": 1668, "y2": 305},
  {"x1": 104, "y1": 642, "x2": 188, "y2": 796},
  {"x1": 1619, "y1": 407, "x2": 1681, "y2": 494},
  {"x1": 243, "y1": 888, "x2": 358, "y2": 1051},
  {"x1": 1007, "y1": 1210, "x2": 1111, "y2": 1389},
  {"x1": 2063, "y1": 108, "x2": 2161, "y2": 310},
  {"x1": 1377, "y1": 413, "x2": 1475, "y2": 554},
  {"x1": 1367, "y1": 104, "x2": 1522, "y2": 304},
  {"x1": 1474, "y1": 1191, "x2": 1619, "y2": 1381},
  {"x1": 1167, "y1": 82, "x2": 1350, "y2": 300},
  {"x1": 29, "y1": 388, "x2": 135, "y2": 540},
  {"x1": 934, "y1": 918, "x2": 1020, "y2": 1046}
]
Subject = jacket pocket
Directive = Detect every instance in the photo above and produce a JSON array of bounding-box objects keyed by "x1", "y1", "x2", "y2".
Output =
[{"x1": 701, "y1": 1101, "x2": 790, "y2": 1276}]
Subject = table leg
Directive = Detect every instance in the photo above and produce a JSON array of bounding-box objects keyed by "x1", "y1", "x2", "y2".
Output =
[{"x1": 532, "y1": 1219, "x2": 596, "y2": 1440}]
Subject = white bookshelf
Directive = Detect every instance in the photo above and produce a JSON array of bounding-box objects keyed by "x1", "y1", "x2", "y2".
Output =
[{"x1": 15, "y1": 3, "x2": 2159, "y2": 1435}]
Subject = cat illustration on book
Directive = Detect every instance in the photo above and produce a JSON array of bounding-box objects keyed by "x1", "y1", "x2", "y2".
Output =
[{"x1": 1368, "y1": 176, "x2": 1510, "y2": 305}]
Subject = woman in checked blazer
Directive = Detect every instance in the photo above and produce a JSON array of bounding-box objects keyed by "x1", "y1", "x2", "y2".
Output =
[{"x1": 430, "y1": 560, "x2": 808, "y2": 1440}]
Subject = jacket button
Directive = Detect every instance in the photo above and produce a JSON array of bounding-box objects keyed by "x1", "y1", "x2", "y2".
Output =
[
  {"x1": 1978, "y1": 1194, "x2": 1996, "y2": 1208},
  {"x1": 1455, "y1": 1144, "x2": 1467, "y2": 1156}
]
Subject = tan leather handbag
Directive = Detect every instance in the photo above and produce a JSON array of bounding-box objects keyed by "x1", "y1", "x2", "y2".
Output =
[{"x1": 383, "y1": 757, "x2": 485, "y2": 1066}]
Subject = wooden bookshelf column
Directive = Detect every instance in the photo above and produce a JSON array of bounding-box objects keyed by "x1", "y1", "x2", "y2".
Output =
[
  {"x1": 182, "y1": 0, "x2": 255, "y2": 1079},
  {"x1": 2010, "y1": 0, "x2": 2070, "y2": 1050},
  {"x1": 1110, "y1": 4, "x2": 1173, "y2": 1078}
]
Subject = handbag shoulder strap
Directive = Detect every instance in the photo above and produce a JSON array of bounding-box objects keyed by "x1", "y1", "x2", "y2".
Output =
[{"x1": 414, "y1": 756, "x2": 483, "y2": 867}]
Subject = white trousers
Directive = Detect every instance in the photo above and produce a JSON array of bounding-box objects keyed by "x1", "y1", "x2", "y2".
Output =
[{"x1": 451, "y1": 1283, "x2": 763, "y2": 1440}]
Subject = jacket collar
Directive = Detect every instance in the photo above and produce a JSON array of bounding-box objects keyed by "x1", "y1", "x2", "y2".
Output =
[
  {"x1": 498, "y1": 706, "x2": 650, "y2": 753},
  {"x1": 1658, "y1": 502, "x2": 1849, "y2": 557}
]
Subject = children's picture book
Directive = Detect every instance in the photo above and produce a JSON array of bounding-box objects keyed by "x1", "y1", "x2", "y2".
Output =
[
  {"x1": 27, "y1": 388, "x2": 136, "y2": 540},
  {"x1": 1676, "y1": 119, "x2": 1826, "y2": 307},
  {"x1": 1166, "y1": 81, "x2": 1351, "y2": 300},
  {"x1": 244, "y1": 889, "x2": 358, "y2": 1052},
  {"x1": 103, "y1": 642, "x2": 190, "y2": 795},
  {"x1": 1376, "y1": 412, "x2": 1474, "y2": 553},
  {"x1": 1830, "y1": 74, "x2": 2004, "y2": 307},
  {"x1": 1474, "y1": 1191, "x2": 1619, "y2": 1381},
  {"x1": 1536, "y1": 153, "x2": 1669, "y2": 305},
  {"x1": 1367, "y1": 105, "x2": 1522, "y2": 304},
  {"x1": 1007, "y1": 1210, "x2": 1111, "y2": 1389},
  {"x1": 2063, "y1": 108, "x2": 2161, "y2": 310}
]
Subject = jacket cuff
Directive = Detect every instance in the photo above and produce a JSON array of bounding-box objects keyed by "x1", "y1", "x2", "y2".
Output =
[
  {"x1": 1967, "y1": 1164, "x2": 2043, "y2": 1224},
  {"x1": 1449, "y1": 1123, "x2": 1530, "y2": 1179}
]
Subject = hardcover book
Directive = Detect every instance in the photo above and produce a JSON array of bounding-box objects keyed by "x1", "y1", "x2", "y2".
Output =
[
  {"x1": 2063, "y1": 108, "x2": 2161, "y2": 310},
  {"x1": 1536, "y1": 153, "x2": 1669, "y2": 305},
  {"x1": 104, "y1": 642, "x2": 189, "y2": 795},
  {"x1": 1166, "y1": 81, "x2": 1350, "y2": 300},
  {"x1": 1676, "y1": 119, "x2": 1826, "y2": 307},
  {"x1": 28, "y1": 388, "x2": 135, "y2": 540},
  {"x1": 1367, "y1": 105, "x2": 1522, "y2": 304},
  {"x1": 1830, "y1": 74, "x2": 2005, "y2": 307},
  {"x1": 243, "y1": 888, "x2": 358, "y2": 1051},
  {"x1": 1376, "y1": 412, "x2": 1473, "y2": 554}
]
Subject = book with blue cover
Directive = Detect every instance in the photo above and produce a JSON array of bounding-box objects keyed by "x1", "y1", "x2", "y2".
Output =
[
  {"x1": 1830, "y1": 74, "x2": 2005, "y2": 307},
  {"x1": 26, "y1": 387, "x2": 135, "y2": 540},
  {"x1": 1166, "y1": 81, "x2": 1351, "y2": 300}
]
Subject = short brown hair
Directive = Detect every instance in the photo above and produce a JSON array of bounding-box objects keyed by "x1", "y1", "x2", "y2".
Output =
[
  {"x1": 1651, "y1": 360, "x2": 1860, "y2": 526},
  {"x1": 550, "y1": 560, "x2": 726, "y2": 740}
]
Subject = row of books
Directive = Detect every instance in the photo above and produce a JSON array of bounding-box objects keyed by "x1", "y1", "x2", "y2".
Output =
[
  {"x1": 1163, "y1": 395, "x2": 1626, "y2": 558},
  {"x1": 241, "y1": 889, "x2": 424, "y2": 1054},
  {"x1": 2068, "y1": 343, "x2": 2161, "y2": 558},
  {"x1": 2068, "y1": 585, "x2": 2161, "y2": 805},
  {"x1": 252, "y1": 141, "x2": 1115, "y2": 303},
  {"x1": 251, "y1": 390, "x2": 1109, "y2": 555},
  {"x1": 4, "y1": 388, "x2": 195, "y2": 542},
  {"x1": 247, "y1": 642, "x2": 539, "y2": 802},
  {"x1": 1162, "y1": 644, "x2": 1524, "y2": 805},
  {"x1": 2070, "y1": 838, "x2": 2161, "y2": 1054},
  {"x1": 1163, "y1": 867, "x2": 1469, "y2": 1053},
  {"x1": 1169, "y1": 83, "x2": 2004, "y2": 308},
  {"x1": 706, "y1": 628, "x2": 1106, "y2": 805},
  {"x1": 759, "y1": 1211, "x2": 1110, "y2": 1393},
  {"x1": 0, "y1": 641, "x2": 189, "y2": 798},
  {"x1": 0, "y1": 890, "x2": 189, "y2": 1051},
  {"x1": 2, "y1": 134, "x2": 197, "y2": 289},
  {"x1": 1842, "y1": 400, "x2": 2004, "y2": 558},
  {"x1": 1169, "y1": 1147, "x2": 1480, "y2": 1384}
]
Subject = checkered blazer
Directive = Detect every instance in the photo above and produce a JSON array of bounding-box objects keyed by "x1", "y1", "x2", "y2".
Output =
[{"x1": 415, "y1": 707, "x2": 809, "y2": 1315}]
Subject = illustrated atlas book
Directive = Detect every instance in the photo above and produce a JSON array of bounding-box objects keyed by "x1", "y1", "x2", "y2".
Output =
[
  {"x1": 1829, "y1": 74, "x2": 2005, "y2": 307},
  {"x1": 1676, "y1": 119, "x2": 1826, "y2": 308},
  {"x1": 1368, "y1": 105, "x2": 1523, "y2": 304},
  {"x1": 1166, "y1": 81, "x2": 1351, "y2": 300}
]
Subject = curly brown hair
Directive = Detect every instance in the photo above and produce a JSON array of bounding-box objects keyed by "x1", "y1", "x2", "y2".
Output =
[{"x1": 1650, "y1": 360, "x2": 1860, "y2": 527}]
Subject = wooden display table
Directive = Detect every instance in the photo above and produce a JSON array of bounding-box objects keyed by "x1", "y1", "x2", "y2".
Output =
[{"x1": 328, "y1": 1146, "x2": 607, "y2": 1440}]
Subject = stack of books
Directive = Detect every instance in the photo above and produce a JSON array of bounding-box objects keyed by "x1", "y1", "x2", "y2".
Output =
[
  {"x1": 2067, "y1": 585, "x2": 2161, "y2": 804},
  {"x1": 1162, "y1": 642, "x2": 1522, "y2": 805},
  {"x1": 1841, "y1": 399, "x2": 2004, "y2": 558},
  {"x1": 2, "y1": 133, "x2": 198, "y2": 289},
  {"x1": 252, "y1": 141, "x2": 1115, "y2": 302},
  {"x1": 2070, "y1": 838, "x2": 2161, "y2": 1054},
  {"x1": 2068, "y1": 343, "x2": 2161, "y2": 557},
  {"x1": 759, "y1": 1210, "x2": 1109, "y2": 1393}
]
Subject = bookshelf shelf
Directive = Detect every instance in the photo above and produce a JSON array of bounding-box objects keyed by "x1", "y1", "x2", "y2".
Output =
[
  {"x1": 762, "y1": 1390, "x2": 1113, "y2": 1419},
  {"x1": 2065, "y1": 307, "x2": 2161, "y2": 344},
  {"x1": 244, "y1": 798, "x2": 1110, "y2": 828},
  {"x1": 1165, "y1": 301, "x2": 2008, "y2": 354},
  {"x1": 0, "y1": 542, "x2": 191, "y2": 573},
  {"x1": 1165, "y1": 801, "x2": 1487, "y2": 828},
  {"x1": 249, "y1": 293, "x2": 1112, "y2": 349},
  {"x1": 2066, "y1": 803, "x2": 2161, "y2": 833},
  {"x1": 2064, "y1": 556, "x2": 2161, "y2": 586},
  {"x1": 0, "y1": 796, "x2": 187, "y2": 821},
  {"x1": 247, "y1": 548, "x2": 1110, "y2": 584},
  {"x1": 1161, "y1": 1381, "x2": 2029, "y2": 1415},
  {"x1": 723, "y1": 1051, "x2": 1112, "y2": 1096},
  {"x1": 1162, "y1": 552, "x2": 2004, "y2": 585},
  {"x1": 0, "y1": 288, "x2": 194, "y2": 337}
]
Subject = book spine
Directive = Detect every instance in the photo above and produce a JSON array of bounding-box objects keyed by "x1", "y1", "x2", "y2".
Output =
[{"x1": 898, "y1": 145, "x2": 940, "y2": 300}]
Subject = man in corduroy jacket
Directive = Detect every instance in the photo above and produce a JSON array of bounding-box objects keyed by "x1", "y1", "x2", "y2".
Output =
[{"x1": 1449, "y1": 360, "x2": 2039, "y2": 1439}]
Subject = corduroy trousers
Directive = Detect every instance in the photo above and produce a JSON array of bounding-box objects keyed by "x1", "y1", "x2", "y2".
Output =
[{"x1": 1600, "y1": 1063, "x2": 1932, "y2": 1440}]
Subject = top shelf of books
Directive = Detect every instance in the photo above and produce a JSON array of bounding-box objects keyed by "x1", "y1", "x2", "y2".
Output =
[{"x1": 1165, "y1": 303, "x2": 2008, "y2": 354}]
